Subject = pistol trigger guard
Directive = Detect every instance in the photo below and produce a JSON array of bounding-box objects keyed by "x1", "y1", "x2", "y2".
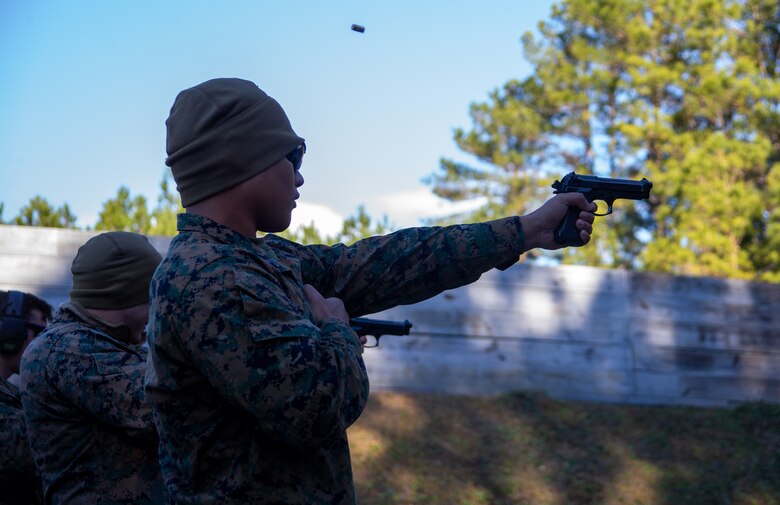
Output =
[{"x1": 592, "y1": 200, "x2": 613, "y2": 217}]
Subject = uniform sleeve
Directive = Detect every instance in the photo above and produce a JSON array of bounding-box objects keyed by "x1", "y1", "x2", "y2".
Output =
[
  {"x1": 46, "y1": 337, "x2": 156, "y2": 440},
  {"x1": 175, "y1": 264, "x2": 369, "y2": 449},
  {"x1": 290, "y1": 216, "x2": 525, "y2": 315},
  {"x1": 0, "y1": 413, "x2": 41, "y2": 503}
]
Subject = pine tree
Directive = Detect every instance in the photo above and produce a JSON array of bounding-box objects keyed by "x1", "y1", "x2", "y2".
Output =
[
  {"x1": 13, "y1": 196, "x2": 78, "y2": 228},
  {"x1": 149, "y1": 173, "x2": 183, "y2": 236},
  {"x1": 427, "y1": 0, "x2": 780, "y2": 280},
  {"x1": 95, "y1": 186, "x2": 151, "y2": 233}
]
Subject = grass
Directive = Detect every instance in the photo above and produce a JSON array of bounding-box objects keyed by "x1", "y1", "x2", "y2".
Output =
[{"x1": 348, "y1": 392, "x2": 780, "y2": 505}]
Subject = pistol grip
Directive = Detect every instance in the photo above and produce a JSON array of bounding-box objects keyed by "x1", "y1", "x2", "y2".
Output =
[{"x1": 554, "y1": 206, "x2": 586, "y2": 247}]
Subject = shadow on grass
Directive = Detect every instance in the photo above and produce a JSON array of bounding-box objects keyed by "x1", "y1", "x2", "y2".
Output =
[{"x1": 349, "y1": 392, "x2": 780, "y2": 505}]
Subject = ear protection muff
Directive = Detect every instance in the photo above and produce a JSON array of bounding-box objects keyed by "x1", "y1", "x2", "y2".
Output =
[{"x1": 0, "y1": 291, "x2": 26, "y2": 354}]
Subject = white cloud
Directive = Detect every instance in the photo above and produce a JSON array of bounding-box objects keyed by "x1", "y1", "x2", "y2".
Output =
[
  {"x1": 290, "y1": 201, "x2": 344, "y2": 237},
  {"x1": 369, "y1": 189, "x2": 486, "y2": 228}
]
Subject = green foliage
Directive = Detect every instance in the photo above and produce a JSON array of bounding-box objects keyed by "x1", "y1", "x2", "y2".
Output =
[
  {"x1": 149, "y1": 173, "x2": 184, "y2": 236},
  {"x1": 278, "y1": 221, "x2": 328, "y2": 245},
  {"x1": 94, "y1": 173, "x2": 183, "y2": 236},
  {"x1": 427, "y1": 0, "x2": 780, "y2": 280},
  {"x1": 12, "y1": 196, "x2": 78, "y2": 228},
  {"x1": 335, "y1": 205, "x2": 392, "y2": 245},
  {"x1": 278, "y1": 205, "x2": 393, "y2": 245},
  {"x1": 95, "y1": 186, "x2": 151, "y2": 233}
]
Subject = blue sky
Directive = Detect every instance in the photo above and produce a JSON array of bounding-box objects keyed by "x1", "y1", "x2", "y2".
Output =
[{"x1": 1, "y1": 0, "x2": 556, "y2": 235}]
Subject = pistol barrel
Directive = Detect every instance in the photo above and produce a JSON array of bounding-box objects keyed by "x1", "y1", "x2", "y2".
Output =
[
  {"x1": 349, "y1": 317, "x2": 413, "y2": 336},
  {"x1": 552, "y1": 172, "x2": 652, "y2": 200}
]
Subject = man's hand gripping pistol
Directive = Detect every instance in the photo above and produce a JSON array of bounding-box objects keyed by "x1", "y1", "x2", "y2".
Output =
[{"x1": 552, "y1": 172, "x2": 653, "y2": 247}]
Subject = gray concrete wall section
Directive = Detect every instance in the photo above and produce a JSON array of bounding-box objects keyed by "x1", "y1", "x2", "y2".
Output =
[{"x1": 2, "y1": 225, "x2": 778, "y2": 407}]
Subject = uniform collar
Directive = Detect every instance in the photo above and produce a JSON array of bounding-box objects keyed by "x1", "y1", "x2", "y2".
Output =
[
  {"x1": 59, "y1": 301, "x2": 137, "y2": 346},
  {"x1": 176, "y1": 212, "x2": 258, "y2": 245}
]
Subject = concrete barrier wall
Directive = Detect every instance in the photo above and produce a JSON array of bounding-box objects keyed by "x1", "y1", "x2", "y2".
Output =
[{"x1": 2, "y1": 224, "x2": 778, "y2": 407}]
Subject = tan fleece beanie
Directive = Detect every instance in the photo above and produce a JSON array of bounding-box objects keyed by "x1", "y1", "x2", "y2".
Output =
[{"x1": 164, "y1": 78, "x2": 305, "y2": 207}]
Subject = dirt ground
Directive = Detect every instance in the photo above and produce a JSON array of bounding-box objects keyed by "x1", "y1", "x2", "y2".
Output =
[{"x1": 349, "y1": 392, "x2": 780, "y2": 505}]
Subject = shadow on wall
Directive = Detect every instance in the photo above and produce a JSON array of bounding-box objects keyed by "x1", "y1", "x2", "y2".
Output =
[
  {"x1": 629, "y1": 272, "x2": 780, "y2": 405},
  {"x1": 361, "y1": 264, "x2": 633, "y2": 401},
  {"x1": 363, "y1": 263, "x2": 780, "y2": 407}
]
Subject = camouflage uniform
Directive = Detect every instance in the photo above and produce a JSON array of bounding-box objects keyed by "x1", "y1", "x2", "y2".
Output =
[
  {"x1": 20, "y1": 302, "x2": 168, "y2": 505},
  {"x1": 0, "y1": 376, "x2": 43, "y2": 505},
  {"x1": 146, "y1": 213, "x2": 524, "y2": 504}
]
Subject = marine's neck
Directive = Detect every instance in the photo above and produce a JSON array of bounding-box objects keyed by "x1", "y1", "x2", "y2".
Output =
[{"x1": 187, "y1": 198, "x2": 256, "y2": 238}]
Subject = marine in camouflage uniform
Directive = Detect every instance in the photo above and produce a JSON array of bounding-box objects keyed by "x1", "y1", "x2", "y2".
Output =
[
  {"x1": 147, "y1": 213, "x2": 524, "y2": 504},
  {"x1": 148, "y1": 77, "x2": 596, "y2": 504},
  {"x1": 20, "y1": 232, "x2": 168, "y2": 505},
  {"x1": 0, "y1": 290, "x2": 52, "y2": 505},
  {"x1": 0, "y1": 376, "x2": 43, "y2": 505}
]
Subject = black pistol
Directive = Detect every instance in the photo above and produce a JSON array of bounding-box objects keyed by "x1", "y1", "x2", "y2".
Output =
[
  {"x1": 552, "y1": 172, "x2": 652, "y2": 247},
  {"x1": 349, "y1": 317, "x2": 412, "y2": 348}
]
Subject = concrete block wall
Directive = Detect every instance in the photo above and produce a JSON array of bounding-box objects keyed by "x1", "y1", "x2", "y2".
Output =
[{"x1": 2, "y1": 225, "x2": 778, "y2": 407}]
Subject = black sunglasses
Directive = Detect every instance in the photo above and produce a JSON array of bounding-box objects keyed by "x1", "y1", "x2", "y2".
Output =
[{"x1": 285, "y1": 143, "x2": 306, "y2": 171}]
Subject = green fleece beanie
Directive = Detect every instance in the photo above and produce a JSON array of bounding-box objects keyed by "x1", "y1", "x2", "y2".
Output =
[
  {"x1": 69, "y1": 232, "x2": 162, "y2": 309},
  {"x1": 164, "y1": 77, "x2": 305, "y2": 207}
]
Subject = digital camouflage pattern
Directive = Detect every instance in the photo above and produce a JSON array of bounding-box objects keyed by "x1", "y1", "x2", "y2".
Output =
[
  {"x1": 0, "y1": 376, "x2": 43, "y2": 505},
  {"x1": 19, "y1": 303, "x2": 168, "y2": 505},
  {"x1": 146, "y1": 213, "x2": 524, "y2": 504}
]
